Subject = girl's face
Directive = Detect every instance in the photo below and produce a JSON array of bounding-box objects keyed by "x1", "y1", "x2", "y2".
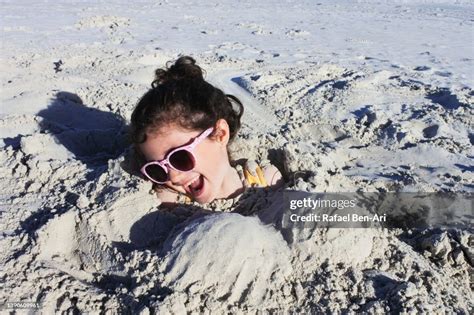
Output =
[{"x1": 138, "y1": 120, "x2": 233, "y2": 204}]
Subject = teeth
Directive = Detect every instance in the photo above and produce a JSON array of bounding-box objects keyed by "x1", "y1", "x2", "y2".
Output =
[{"x1": 186, "y1": 176, "x2": 200, "y2": 188}]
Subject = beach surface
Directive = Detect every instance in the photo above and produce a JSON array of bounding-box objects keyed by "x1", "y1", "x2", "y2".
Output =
[{"x1": 1, "y1": 0, "x2": 473, "y2": 313}]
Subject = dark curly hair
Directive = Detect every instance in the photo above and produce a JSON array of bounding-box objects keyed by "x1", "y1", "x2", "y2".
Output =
[{"x1": 130, "y1": 56, "x2": 244, "y2": 150}]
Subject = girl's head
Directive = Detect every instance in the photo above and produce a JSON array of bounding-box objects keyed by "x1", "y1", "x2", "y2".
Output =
[{"x1": 130, "y1": 56, "x2": 244, "y2": 203}]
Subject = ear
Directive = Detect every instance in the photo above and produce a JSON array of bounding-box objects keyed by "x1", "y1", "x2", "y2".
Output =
[{"x1": 214, "y1": 119, "x2": 230, "y2": 146}]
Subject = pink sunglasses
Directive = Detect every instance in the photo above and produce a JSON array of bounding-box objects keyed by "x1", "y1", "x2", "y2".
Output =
[{"x1": 140, "y1": 127, "x2": 214, "y2": 184}]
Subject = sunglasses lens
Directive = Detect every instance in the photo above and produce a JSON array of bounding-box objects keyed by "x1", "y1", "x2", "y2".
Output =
[
  {"x1": 169, "y1": 150, "x2": 195, "y2": 171},
  {"x1": 145, "y1": 164, "x2": 167, "y2": 183}
]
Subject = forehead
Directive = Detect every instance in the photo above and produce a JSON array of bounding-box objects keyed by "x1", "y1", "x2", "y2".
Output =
[{"x1": 138, "y1": 124, "x2": 200, "y2": 161}]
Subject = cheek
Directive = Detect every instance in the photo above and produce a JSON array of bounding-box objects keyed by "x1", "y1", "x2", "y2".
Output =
[{"x1": 196, "y1": 142, "x2": 228, "y2": 176}]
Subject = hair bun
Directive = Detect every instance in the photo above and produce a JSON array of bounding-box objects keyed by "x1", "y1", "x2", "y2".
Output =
[{"x1": 152, "y1": 56, "x2": 204, "y2": 87}]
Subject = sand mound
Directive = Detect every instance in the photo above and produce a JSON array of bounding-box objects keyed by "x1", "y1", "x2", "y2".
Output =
[
  {"x1": 158, "y1": 213, "x2": 292, "y2": 311},
  {"x1": 1, "y1": 1, "x2": 473, "y2": 311},
  {"x1": 2, "y1": 56, "x2": 472, "y2": 312}
]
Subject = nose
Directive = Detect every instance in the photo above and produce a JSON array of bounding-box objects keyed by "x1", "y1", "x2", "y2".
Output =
[{"x1": 168, "y1": 168, "x2": 186, "y2": 186}]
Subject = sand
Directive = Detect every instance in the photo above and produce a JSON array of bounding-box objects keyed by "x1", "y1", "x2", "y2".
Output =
[{"x1": 1, "y1": 0, "x2": 473, "y2": 313}]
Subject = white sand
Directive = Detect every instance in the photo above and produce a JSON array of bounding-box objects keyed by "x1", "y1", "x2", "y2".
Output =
[{"x1": 1, "y1": 0, "x2": 473, "y2": 313}]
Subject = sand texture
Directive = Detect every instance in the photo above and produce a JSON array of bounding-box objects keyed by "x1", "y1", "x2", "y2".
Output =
[{"x1": 1, "y1": 0, "x2": 473, "y2": 313}]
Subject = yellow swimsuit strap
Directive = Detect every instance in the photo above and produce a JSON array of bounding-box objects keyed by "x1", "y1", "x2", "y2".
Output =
[{"x1": 243, "y1": 164, "x2": 268, "y2": 187}]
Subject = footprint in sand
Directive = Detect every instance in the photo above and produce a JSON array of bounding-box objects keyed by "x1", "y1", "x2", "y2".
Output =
[
  {"x1": 426, "y1": 88, "x2": 465, "y2": 110},
  {"x1": 422, "y1": 124, "x2": 439, "y2": 138},
  {"x1": 413, "y1": 65, "x2": 431, "y2": 71},
  {"x1": 434, "y1": 70, "x2": 452, "y2": 77}
]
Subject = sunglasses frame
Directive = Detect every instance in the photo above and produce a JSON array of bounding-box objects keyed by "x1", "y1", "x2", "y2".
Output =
[{"x1": 140, "y1": 127, "x2": 214, "y2": 184}]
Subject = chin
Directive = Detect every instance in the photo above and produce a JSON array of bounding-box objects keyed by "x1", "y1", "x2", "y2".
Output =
[
  {"x1": 195, "y1": 185, "x2": 219, "y2": 204},
  {"x1": 191, "y1": 177, "x2": 218, "y2": 204}
]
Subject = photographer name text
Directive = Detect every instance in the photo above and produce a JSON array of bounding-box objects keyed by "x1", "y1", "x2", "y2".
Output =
[{"x1": 289, "y1": 213, "x2": 386, "y2": 222}]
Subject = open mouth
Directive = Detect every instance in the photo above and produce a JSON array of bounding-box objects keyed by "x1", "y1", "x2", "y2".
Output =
[{"x1": 186, "y1": 175, "x2": 205, "y2": 198}]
